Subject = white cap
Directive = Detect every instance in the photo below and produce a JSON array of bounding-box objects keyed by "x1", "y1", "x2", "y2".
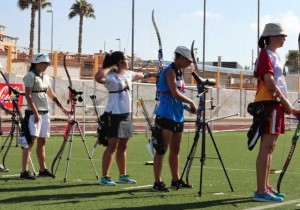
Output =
[
  {"x1": 32, "y1": 53, "x2": 51, "y2": 64},
  {"x1": 174, "y1": 46, "x2": 192, "y2": 62}
]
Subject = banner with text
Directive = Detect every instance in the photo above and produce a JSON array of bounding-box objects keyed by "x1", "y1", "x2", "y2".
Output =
[{"x1": 0, "y1": 84, "x2": 24, "y2": 109}]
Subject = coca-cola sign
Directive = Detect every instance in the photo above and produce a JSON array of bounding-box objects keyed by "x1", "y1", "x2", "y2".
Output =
[{"x1": 0, "y1": 83, "x2": 24, "y2": 109}]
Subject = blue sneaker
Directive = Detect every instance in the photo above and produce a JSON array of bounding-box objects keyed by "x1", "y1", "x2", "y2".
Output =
[
  {"x1": 99, "y1": 176, "x2": 116, "y2": 186},
  {"x1": 118, "y1": 175, "x2": 136, "y2": 184},
  {"x1": 253, "y1": 190, "x2": 283, "y2": 202},
  {"x1": 268, "y1": 188, "x2": 285, "y2": 198}
]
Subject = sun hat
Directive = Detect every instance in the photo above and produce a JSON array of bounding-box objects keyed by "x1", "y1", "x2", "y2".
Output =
[
  {"x1": 261, "y1": 23, "x2": 287, "y2": 37},
  {"x1": 32, "y1": 53, "x2": 51, "y2": 64},
  {"x1": 174, "y1": 46, "x2": 192, "y2": 62}
]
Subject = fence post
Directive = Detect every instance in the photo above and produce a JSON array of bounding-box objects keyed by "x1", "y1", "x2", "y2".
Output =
[
  {"x1": 53, "y1": 51, "x2": 58, "y2": 77},
  {"x1": 82, "y1": 82, "x2": 86, "y2": 136},
  {"x1": 240, "y1": 70, "x2": 244, "y2": 117},
  {"x1": 6, "y1": 46, "x2": 12, "y2": 73}
]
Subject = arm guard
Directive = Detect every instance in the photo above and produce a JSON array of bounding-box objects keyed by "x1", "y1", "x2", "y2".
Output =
[
  {"x1": 143, "y1": 72, "x2": 152, "y2": 79},
  {"x1": 53, "y1": 97, "x2": 62, "y2": 107}
]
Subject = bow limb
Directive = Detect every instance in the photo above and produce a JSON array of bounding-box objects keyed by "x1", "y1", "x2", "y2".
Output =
[
  {"x1": 152, "y1": 10, "x2": 163, "y2": 102},
  {"x1": 152, "y1": 10, "x2": 163, "y2": 68},
  {"x1": 277, "y1": 120, "x2": 300, "y2": 193},
  {"x1": 191, "y1": 40, "x2": 199, "y2": 72},
  {"x1": 63, "y1": 53, "x2": 72, "y2": 88}
]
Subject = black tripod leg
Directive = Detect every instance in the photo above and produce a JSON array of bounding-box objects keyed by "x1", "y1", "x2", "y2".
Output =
[
  {"x1": 199, "y1": 127, "x2": 206, "y2": 196},
  {"x1": 63, "y1": 123, "x2": 75, "y2": 183},
  {"x1": 1, "y1": 123, "x2": 15, "y2": 171},
  {"x1": 206, "y1": 124, "x2": 234, "y2": 192},
  {"x1": 1, "y1": 134, "x2": 13, "y2": 171},
  {"x1": 51, "y1": 140, "x2": 67, "y2": 178},
  {"x1": 75, "y1": 122, "x2": 99, "y2": 180}
]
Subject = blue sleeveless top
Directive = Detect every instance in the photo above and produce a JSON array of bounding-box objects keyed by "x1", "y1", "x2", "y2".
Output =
[{"x1": 155, "y1": 63, "x2": 186, "y2": 123}]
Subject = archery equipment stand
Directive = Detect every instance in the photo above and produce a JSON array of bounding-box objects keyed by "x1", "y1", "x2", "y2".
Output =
[
  {"x1": 51, "y1": 87, "x2": 99, "y2": 182},
  {"x1": 182, "y1": 84, "x2": 234, "y2": 196}
]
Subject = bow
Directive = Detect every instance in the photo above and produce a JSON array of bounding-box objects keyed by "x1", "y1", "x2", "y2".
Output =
[
  {"x1": 277, "y1": 119, "x2": 300, "y2": 193},
  {"x1": 137, "y1": 98, "x2": 155, "y2": 158},
  {"x1": 277, "y1": 33, "x2": 300, "y2": 193},
  {"x1": 277, "y1": 33, "x2": 300, "y2": 192},
  {"x1": 178, "y1": 41, "x2": 205, "y2": 188},
  {"x1": 152, "y1": 10, "x2": 163, "y2": 101},
  {"x1": 51, "y1": 53, "x2": 83, "y2": 176}
]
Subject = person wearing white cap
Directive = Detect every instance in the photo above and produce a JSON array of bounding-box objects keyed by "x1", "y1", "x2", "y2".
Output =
[
  {"x1": 21, "y1": 53, "x2": 69, "y2": 179},
  {"x1": 151, "y1": 46, "x2": 196, "y2": 192},
  {"x1": 252, "y1": 23, "x2": 300, "y2": 202}
]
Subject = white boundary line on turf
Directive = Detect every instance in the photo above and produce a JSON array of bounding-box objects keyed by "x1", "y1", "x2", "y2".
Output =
[
  {"x1": 123, "y1": 185, "x2": 152, "y2": 190},
  {"x1": 243, "y1": 199, "x2": 300, "y2": 210},
  {"x1": 1, "y1": 174, "x2": 19, "y2": 177}
]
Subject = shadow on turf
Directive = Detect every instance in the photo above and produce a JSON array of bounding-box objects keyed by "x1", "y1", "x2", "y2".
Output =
[
  {"x1": 0, "y1": 184, "x2": 253, "y2": 209},
  {"x1": 0, "y1": 182, "x2": 98, "y2": 193},
  {"x1": 0, "y1": 188, "x2": 153, "y2": 205},
  {"x1": 101, "y1": 197, "x2": 253, "y2": 209}
]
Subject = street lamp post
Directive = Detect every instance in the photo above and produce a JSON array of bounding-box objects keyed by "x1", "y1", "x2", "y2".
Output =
[
  {"x1": 47, "y1": 10, "x2": 53, "y2": 58},
  {"x1": 116, "y1": 38, "x2": 121, "y2": 51}
]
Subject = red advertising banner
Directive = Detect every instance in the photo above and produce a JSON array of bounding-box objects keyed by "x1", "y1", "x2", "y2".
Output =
[{"x1": 0, "y1": 83, "x2": 24, "y2": 109}]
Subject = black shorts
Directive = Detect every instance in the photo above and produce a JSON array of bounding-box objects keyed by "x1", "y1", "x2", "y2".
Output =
[{"x1": 155, "y1": 116, "x2": 184, "y2": 133}]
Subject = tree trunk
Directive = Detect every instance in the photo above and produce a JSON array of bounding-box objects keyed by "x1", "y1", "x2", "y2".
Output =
[
  {"x1": 78, "y1": 15, "x2": 83, "y2": 55},
  {"x1": 29, "y1": 6, "x2": 36, "y2": 57}
]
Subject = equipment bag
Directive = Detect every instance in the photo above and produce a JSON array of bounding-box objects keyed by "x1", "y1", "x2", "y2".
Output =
[{"x1": 247, "y1": 102, "x2": 271, "y2": 150}]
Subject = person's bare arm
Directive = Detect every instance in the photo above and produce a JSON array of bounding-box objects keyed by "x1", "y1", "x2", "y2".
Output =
[
  {"x1": 94, "y1": 65, "x2": 117, "y2": 84},
  {"x1": 166, "y1": 69, "x2": 196, "y2": 112}
]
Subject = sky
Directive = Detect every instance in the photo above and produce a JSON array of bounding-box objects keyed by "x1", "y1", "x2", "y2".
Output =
[{"x1": 1, "y1": 0, "x2": 300, "y2": 69}]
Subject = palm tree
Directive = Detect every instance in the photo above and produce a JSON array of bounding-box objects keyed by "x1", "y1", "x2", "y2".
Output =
[
  {"x1": 17, "y1": 0, "x2": 51, "y2": 56},
  {"x1": 68, "y1": 0, "x2": 95, "y2": 54},
  {"x1": 285, "y1": 50, "x2": 300, "y2": 74}
]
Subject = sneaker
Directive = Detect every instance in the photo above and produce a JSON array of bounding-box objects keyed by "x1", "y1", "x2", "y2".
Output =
[
  {"x1": 100, "y1": 176, "x2": 116, "y2": 186},
  {"x1": 38, "y1": 169, "x2": 54, "y2": 177},
  {"x1": 20, "y1": 171, "x2": 36, "y2": 180},
  {"x1": 171, "y1": 179, "x2": 193, "y2": 188},
  {"x1": 268, "y1": 187, "x2": 285, "y2": 198},
  {"x1": 152, "y1": 181, "x2": 170, "y2": 192},
  {"x1": 253, "y1": 190, "x2": 283, "y2": 202},
  {"x1": 0, "y1": 164, "x2": 9, "y2": 172},
  {"x1": 118, "y1": 175, "x2": 136, "y2": 184}
]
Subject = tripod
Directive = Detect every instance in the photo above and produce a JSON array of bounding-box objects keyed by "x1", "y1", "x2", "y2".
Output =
[
  {"x1": 179, "y1": 80, "x2": 234, "y2": 196},
  {"x1": 0, "y1": 89, "x2": 36, "y2": 173},
  {"x1": 51, "y1": 86, "x2": 99, "y2": 182}
]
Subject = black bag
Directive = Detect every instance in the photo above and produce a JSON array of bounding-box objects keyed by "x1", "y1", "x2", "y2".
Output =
[
  {"x1": 97, "y1": 112, "x2": 110, "y2": 147},
  {"x1": 151, "y1": 124, "x2": 165, "y2": 155},
  {"x1": 247, "y1": 102, "x2": 269, "y2": 150},
  {"x1": 18, "y1": 110, "x2": 32, "y2": 148}
]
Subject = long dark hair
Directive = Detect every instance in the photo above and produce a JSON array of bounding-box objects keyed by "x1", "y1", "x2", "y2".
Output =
[
  {"x1": 258, "y1": 36, "x2": 270, "y2": 49},
  {"x1": 102, "y1": 51, "x2": 125, "y2": 68},
  {"x1": 29, "y1": 63, "x2": 36, "y2": 72}
]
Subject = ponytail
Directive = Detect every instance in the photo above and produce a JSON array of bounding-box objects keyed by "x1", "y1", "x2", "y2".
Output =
[
  {"x1": 102, "y1": 51, "x2": 125, "y2": 68},
  {"x1": 258, "y1": 36, "x2": 270, "y2": 49}
]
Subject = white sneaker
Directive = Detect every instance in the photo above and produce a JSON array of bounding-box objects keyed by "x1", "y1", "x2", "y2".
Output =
[{"x1": 0, "y1": 164, "x2": 9, "y2": 172}]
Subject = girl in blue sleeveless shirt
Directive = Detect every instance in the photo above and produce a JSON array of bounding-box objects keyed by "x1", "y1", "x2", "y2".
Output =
[{"x1": 152, "y1": 46, "x2": 196, "y2": 192}]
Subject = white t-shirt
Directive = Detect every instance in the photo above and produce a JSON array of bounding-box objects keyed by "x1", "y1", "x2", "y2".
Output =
[
  {"x1": 104, "y1": 70, "x2": 135, "y2": 114},
  {"x1": 266, "y1": 49, "x2": 288, "y2": 98}
]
